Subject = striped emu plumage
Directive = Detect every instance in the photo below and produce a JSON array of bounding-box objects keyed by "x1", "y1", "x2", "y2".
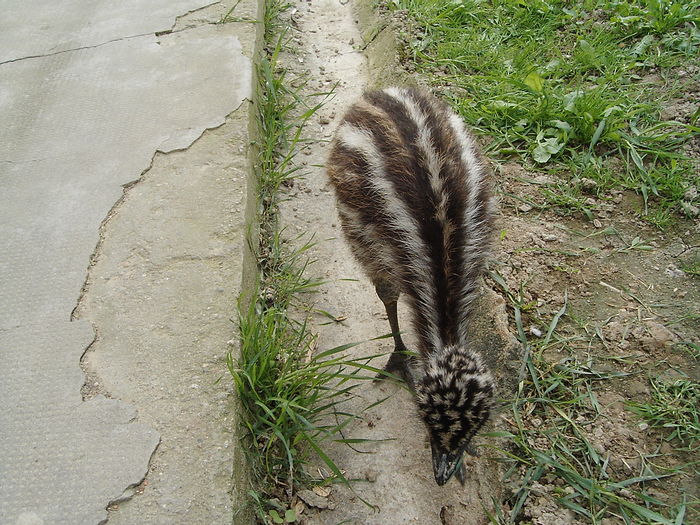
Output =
[{"x1": 327, "y1": 87, "x2": 496, "y2": 486}]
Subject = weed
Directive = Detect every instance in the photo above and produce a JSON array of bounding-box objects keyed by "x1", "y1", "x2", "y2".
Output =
[
  {"x1": 231, "y1": 293, "x2": 379, "y2": 493},
  {"x1": 644, "y1": 206, "x2": 675, "y2": 229},
  {"x1": 540, "y1": 181, "x2": 596, "y2": 220},
  {"x1": 680, "y1": 253, "x2": 700, "y2": 276},
  {"x1": 488, "y1": 272, "x2": 692, "y2": 523},
  {"x1": 612, "y1": 233, "x2": 654, "y2": 254},
  {"x1": 628, "y1": 378, "x2": 700, "y2": 450},
  {"x1": 268, "y1": 507, "x2": 296, "y2": 524},
  {"x1": 220, "y1": 0, "x2": 258, "y2": 24},
  {"x1": 677, "y1": 341, "x2": 700, "y2": 360},
  {"x1": 254, "y1": 41, "x2": 325, "y2": 233}
]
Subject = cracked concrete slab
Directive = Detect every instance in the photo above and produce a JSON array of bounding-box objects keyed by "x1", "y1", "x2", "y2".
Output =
[
  {"x1": 1, "y1": 25, "x2": 250, "y2": 328},
  {"x1": 0, "y1": 0, "x2": 218, "y2": 64},
  {"x1": 1, "y1": 0, "x2": 258, "y2": 523}
]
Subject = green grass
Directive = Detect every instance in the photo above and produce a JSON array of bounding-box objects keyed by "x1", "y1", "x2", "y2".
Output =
[
  {"x1": 387, "y1": 0, "x2": 700, "y2": 225},
  {"x1": 628, "y1": 377, "x2": 700, "y2": 450},
  {"x1": 680, "y1": 251, "x2": 700, "y2": 276},
  {"x1": 678, "y1": 341, "x2": 700, "y2": 359},
  {"x1": 232, "y1": 283, "x2": 381, "y2": 490},
  {"x1": 228, "y1": 2, "x2": 381, "y2": 521},
  {"x1": 488, "y1": 272, "x2": 694, "y2": 524}
]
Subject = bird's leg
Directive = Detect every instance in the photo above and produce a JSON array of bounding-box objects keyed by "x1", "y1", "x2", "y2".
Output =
[{"x1": 374, "y1": 279, "x2": 416, "y2": 389}]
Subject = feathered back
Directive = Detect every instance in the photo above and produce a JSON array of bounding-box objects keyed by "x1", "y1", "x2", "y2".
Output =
[{"x1": 327, "y1": 87, "x2": 495, "y2": 355}]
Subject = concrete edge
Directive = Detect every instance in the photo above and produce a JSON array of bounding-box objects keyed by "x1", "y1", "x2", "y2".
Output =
[
  {"x1": 353, "y1": 0, "x2": 414, "y2": 89},
  {"x1": 239, "y1": 0, "x2": 265, "y2": 312},
  {"x1": 232, "y1": 0, "x2": 267, "y2": 523}
]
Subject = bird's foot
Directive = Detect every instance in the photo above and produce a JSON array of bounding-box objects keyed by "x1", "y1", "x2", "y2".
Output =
[
  {"x1": 455, "y1": 459, "x2": 466, "y2": 486},
  {"x1": 453, "y1": 444, "x2": 478, "y2": 486},
  {"x1": 374, "y1": 349, "x2": 417, "y2": 390}
]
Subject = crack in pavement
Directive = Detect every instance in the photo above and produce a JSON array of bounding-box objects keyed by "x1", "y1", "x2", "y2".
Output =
[
  {"x1": 71, "y1": 105, "x2": 247, "y2": 324},
  {"x1": 0, "y1": 1, "x2": 222, "y2": 67},
  {"x1": 0, "y1": 32, "x2": 155, "y2": 66}
]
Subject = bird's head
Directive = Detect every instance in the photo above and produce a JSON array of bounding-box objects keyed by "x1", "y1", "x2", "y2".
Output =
[{"x1": 415, "y1": 345, "x2": 494, "y2": 486}]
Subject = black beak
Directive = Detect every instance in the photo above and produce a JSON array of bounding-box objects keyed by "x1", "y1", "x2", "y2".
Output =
[
  {"x1": 431, "y1": 443, "x2": 466, "y2": 486},
  {"x1": 431, "y1": 441, "x2": 479, "y2": 486}
]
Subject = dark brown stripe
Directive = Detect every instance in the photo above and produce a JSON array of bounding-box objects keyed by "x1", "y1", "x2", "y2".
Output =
[{"x1": 403, "y1": 89, "x2": 474, "y2": 346}]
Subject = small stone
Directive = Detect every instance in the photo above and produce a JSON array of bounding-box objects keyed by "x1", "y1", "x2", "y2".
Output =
[
  {"x1": 601, "y1": 518, "x2": 621, "y2": 525},
  {"x1": 529, "y1": 326, "x2": 543, "y2": 337},
  {"x1": 660, "y1": 441, "x2": 674, "y2": 454},
  {"x1": 297, "y1": 489, "x2": 333, "y2": 510},
  {"x1": 531, "y1": 235, "x2": 547, "y2": 248},
  {"x1": 319, "y1": 116, "x2": 330, "y2": 125},
  {"x1": 532, "y1": 174, "x2": 555, "y2": 185},
  {"x1": 518, "y1": 203, "x2": 533, "y2": 213},
  {"x1": 681, "y1": 202, "x2": 699, "y2": 217},
  {"x1": 293, "y1": 500, "x2": 306, "y2": 517},
  {"x1": 312, "y1": 486, "x2": 330, "y2": 497},
  {"x1": 665, "y1": 264, "x2": 685, "y2": 278},
  {"x1": 580, "y1": 177, "x2": 598, "y2": 192},
  {"x1": 604, "y1": 321, "x2": 626, "y2": 342},
  {"x1": 638, "y1": 422, "x2": 649, "y2": 431},
  {"x1": 683, "y1": 186, "x2": 698, "y2": 201},
  {"x1": 440, "y1": 505, "x2": 460, "y2": 525},
  {"x1": 542, "y1": 233, "x2": 558, "y2": 242},
  {"x1": 627, "y1": 379, "x2": 650, "y2": 397},
  {"x1": 640, "y1": 321, "x2": 676, "y2": 352},
  {"x1": 593, "y1": 219, "x2": 602, "y2": 228}
]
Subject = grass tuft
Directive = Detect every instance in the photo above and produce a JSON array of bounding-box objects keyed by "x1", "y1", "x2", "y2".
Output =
[{"x1": 628, "y1": 378, "x2": 700, "y2": 450}]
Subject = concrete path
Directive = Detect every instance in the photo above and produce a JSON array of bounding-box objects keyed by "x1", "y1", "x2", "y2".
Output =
[{"x1": 0, "y1": 1, "x2": 258, "y2": 523}]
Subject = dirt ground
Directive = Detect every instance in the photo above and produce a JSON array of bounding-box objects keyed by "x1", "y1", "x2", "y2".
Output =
[{"x1": 273, "y1": 0, "x2": 700, "y2": 523}]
